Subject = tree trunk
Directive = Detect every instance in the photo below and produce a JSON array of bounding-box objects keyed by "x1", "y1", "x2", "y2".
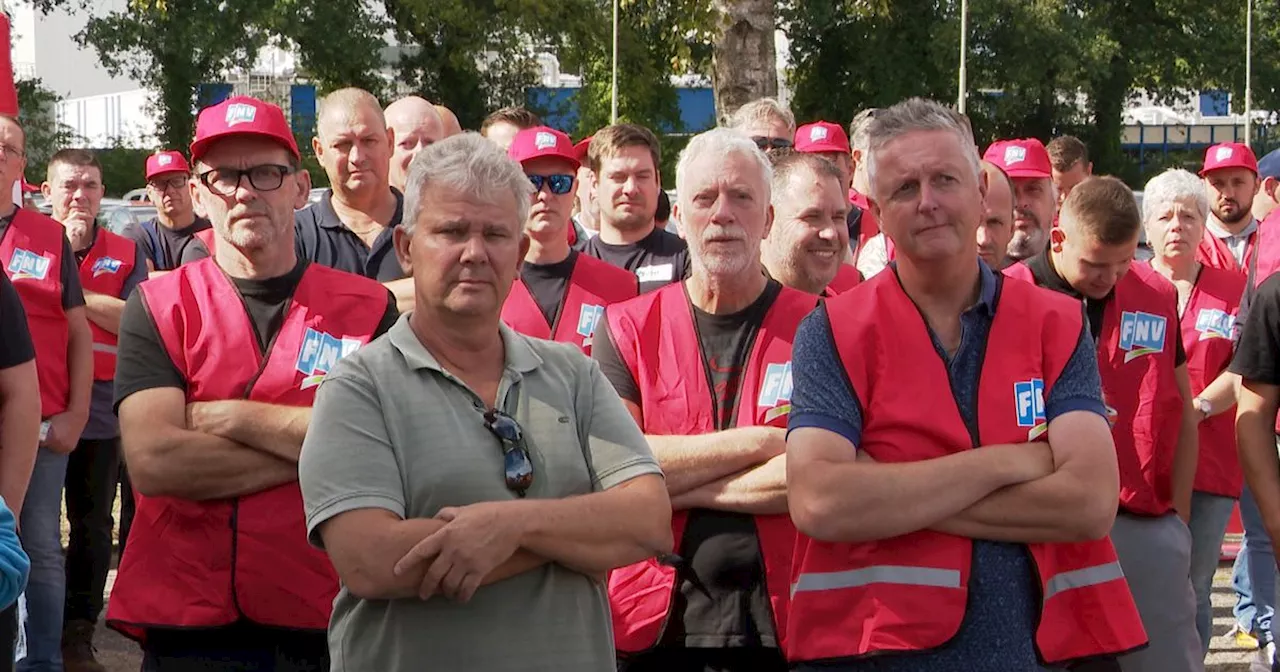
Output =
[{"x1": 712, "y1": 0, "x2": 777, "y2": 123}]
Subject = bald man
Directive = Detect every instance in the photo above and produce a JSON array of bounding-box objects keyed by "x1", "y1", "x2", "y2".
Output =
[
  {"x1": 295, "y1": 87, "x2": 415, "y2": 310},
  {"x1": 384, "y1": 96, "x2": 443, "y2": 192},
  {"x1": 436, "y1": 104, "x2": 463, "y2": 137}
]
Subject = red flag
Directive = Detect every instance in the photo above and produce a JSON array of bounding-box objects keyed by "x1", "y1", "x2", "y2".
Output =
[{"x1": 0, "y1": 12, "x2": 19, "y2": 115}]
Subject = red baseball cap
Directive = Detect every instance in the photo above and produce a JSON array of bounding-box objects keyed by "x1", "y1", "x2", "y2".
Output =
[
  {"x1": 983, "y1": 139, "x2": 1052, "y2": 179},
  {"x1": 190, "y1": 96, "x2": 300, "y2": 162},
  {"x1": 145, "y1": 150, "x2": 190, "y2": 180},
  {"x1": 1201, "y1": 142, "x2": 1258, "y2": 176},
  {"x1": 573, "y1": 136, "x2": 593, "y2": 164},
  {"x1": 508, "y1": 126, "x2": 580, "y2": 170},
  {"x1": 795, "y1": 122, "x2": 850, "y2": 154}
]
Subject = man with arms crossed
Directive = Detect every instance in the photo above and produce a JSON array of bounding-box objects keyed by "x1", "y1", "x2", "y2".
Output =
[{"x1": 301, "y1": 133, "x2": 670, "y2": 672}]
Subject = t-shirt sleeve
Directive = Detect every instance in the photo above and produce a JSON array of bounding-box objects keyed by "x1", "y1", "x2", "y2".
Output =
[
  {"x1": 786, "y1": 304, "x2": 863, "y2": 448},
  {"x1": 591, "y1": 315, "x2": 641, "y2": 405},
  {"x1": 374, "y1": 291, "x2": 399, "y2": 338},
  {"x1": 178, "y1": 237, "x2": 210, "y2": 265},
  {"x1": 1232, "y1": 274, "x2": 1280, "y2": 385},
  {"x1": 60, "y1": 238, "x2": 85, "y2": 310},
  {"x1": 579, "y1": 358, "x2": 662, "y2": 491},
  {"x1": 122, "y1": 221, "x2": 155, "y2": 269},
  {"x1": 112, "y1": 291, "x2": 186, "y2": 412},
  {"x1": 300, "y1": 363, "x2": 406, "y2": 548},
  {"x1": 0, "y1": 274, "x2": 33, "y2": 369},
  {"x1": 1045, "y1": 310, "x2": 1108, "y2": 421}
]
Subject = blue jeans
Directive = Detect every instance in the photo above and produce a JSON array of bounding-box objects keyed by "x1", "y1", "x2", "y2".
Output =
[
  {"x1": 1234, "y1": 485, "x2": 1276, "y2": 645},
  {"x1": 1189, "y1": 491, "x2": 1238, "y2": 654},
  {"x1": 16, "y1": 448, "x2": 67, "y2": 672}
]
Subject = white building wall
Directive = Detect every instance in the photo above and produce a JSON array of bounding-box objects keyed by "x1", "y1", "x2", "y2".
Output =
[{"x1": 56, "y1": 88, "x2": 155, "y2": 147}]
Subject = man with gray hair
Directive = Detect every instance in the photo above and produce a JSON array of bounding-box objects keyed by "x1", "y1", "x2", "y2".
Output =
[
  {"x1": 593, "y1": 128, "x2": 817, "y2": 671},
  {"x1": 762, "y1": 150, "x2": 853, "y2": 295},
  {"x1": 786, "y1": 97, "x2": 1147, "y2": 670},
  {"x1": 726, "y1": 98, "x2": 796, "y2": 152},
  {"x1": 300, "y1": 132, "x2": 671, "y2": 672}
]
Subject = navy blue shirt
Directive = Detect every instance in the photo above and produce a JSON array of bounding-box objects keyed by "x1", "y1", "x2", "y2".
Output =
[
  {"x1": 788, "y1": 262, "x2": 1107, "y2": 672},
  {"x1": 294, "y1": 188, "x2": 405, "y2": 282}
]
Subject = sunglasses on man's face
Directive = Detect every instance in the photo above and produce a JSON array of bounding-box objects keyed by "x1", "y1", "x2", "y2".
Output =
[
  {"x1": 483, "y1": 409, "x2": 534, "y2": 497},
  {"x1": 752, "y1": 136, "x2": 793, "y2": 151},
  {"x1": 528, "y1": 173, "x2": 575, "y2": 195}
]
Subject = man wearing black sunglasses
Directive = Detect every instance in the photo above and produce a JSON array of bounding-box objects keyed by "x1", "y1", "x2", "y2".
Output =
[
  {"x1": 501, "y1": 126, "x2": 638, "y2": 355},
  {"x1": 109, "y1": 95, "x2": 399, "y2": 671},
  {"x1": 300, "y1": 132, "x2": 671, "y2": 672},
  {"x1": 726, "y1": 98, "x2": 796, "y2": 155},
  {"x1": 594, "y1": 128, "x2": 818, "y2": 672}
]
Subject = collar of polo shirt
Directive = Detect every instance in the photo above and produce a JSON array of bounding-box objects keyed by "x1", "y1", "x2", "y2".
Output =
[{"x1": 388, "y1": 315, "x2": 541, "y2": 375}]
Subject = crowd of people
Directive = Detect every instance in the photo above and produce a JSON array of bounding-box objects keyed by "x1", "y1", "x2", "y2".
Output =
[{"x1": 0, "y1": 84, "x2": 1278, "y2": 672}]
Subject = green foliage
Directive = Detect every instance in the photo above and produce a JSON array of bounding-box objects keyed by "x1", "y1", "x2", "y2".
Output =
[
  {"x1": 94, "y1": 141, "x2": 150, "y2": 198},
  {"x1": 15, "y1": 78, "x2": 79, "y2": 184}
]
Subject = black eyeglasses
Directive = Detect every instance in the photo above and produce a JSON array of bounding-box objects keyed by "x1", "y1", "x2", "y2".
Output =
[
  {"x1": 752, "y1": 136, "x2": 793, "y2": 151},
  {"x1": 148, "y1": 175, "x2": 188, "y2": 192},
  {"x1": 483, "y1": 409, "x2": 534, "y2": 497},
  {"x1": 529, "y1": 173, "x2": 575, "y2": 195},
  {"x1": 197, "y1": 164, "x2": 293, "y2": 196}
]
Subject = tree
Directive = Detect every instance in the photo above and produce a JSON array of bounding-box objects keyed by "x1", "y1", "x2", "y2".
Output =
[
  {"x1": 712, "y1": 0, "x2": 777, "y2": 120},
  {"x1": 15, "y1": 78, "x2": 79, "y2": 183}
]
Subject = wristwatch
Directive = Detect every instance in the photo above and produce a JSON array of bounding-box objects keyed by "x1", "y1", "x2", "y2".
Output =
[{"x1": 1193, "y1": 397, "x2": 1212, "y2": 420}]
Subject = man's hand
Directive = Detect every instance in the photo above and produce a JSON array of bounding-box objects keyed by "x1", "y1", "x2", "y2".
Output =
[
  {"x1": 392, "y1": 502, "x2": 525, "y2": 603},
  {"x1": 186, "y1": 401, "x2": 232, "y2": 437},
  {"x1": 44, "y1": 410, "x2": 87, "y2": 454}
]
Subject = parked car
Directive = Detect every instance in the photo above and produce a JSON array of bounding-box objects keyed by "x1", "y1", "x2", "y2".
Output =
[
  {"x1": 100, "y1": 200, "x2": 157, "y2": 236},
  {"x1": 122, "y1": 188, "x2": 150, "y2": 204}
]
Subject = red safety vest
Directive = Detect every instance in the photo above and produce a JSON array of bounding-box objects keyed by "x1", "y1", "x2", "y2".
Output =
[
  {"x1": 106, "y1": 258, "x2": 387, "y2": 640},
  {"x1": 1005, "y1": 262, "x2": 1183, "y2": 515},
  {"x1": 787, "y1": 270, "x2": 1146, "y2": 665},
  {"x1": 1163, "y1": 263, "x2": 1244, "y2": 498},
  {"x1": 824, "y1": 264, "x2": 861, "y2": 296},
  {"x1": 1253, "y1": 209, "x2": 1280, "y2": 287},
  {"x1": 0, "y1": 209, "x2": 69, "y2": 417},
  {"x1": 78, "y1": 228, "x2": 138, "y2": 381},
  {"x1": 604, "y1": 282, "x2": 817, "y2": 655},
  {"x1": 501, "y1": 254, "x2": 637, "y2": 355},
  {"x1": 1197, "y1": 226, "x2": 1256, "y2": 275}
]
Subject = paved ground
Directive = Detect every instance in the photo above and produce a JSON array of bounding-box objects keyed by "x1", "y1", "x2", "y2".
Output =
[{"x1": 80, "y1": 559, "x2": 1265, "y2": 671}]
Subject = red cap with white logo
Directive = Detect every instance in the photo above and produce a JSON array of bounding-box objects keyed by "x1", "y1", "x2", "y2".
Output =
[
  {"x1": 983, "y1": 139, "x2": 1052, "y2": 179},
  {"x1": 145, "y1": 150, "x2": 190, "y2": 180},
  {"x1": 794, "y1": 122, "x2": 850, "y2": 154},
  {"x1": 1201, "y1": 142, "x2": 1258, "y2": 176},
  {"x1": 190, "y1": 96, "x2": 300, "y2": 162},
  {"x1": 508, "y1": 126, "x2": 580, "y2": 170}
]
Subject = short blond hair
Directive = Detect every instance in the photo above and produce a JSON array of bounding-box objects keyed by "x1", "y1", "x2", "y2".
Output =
[{"x1": 587, "y1": 123, "x2": 661, "y2": 175}]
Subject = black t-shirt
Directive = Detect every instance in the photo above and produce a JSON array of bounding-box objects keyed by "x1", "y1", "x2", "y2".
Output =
[
  {"x1": 582, "y1": 227, "x2": 690, "y2": 294},
  {"x1": 521, "y1": 251, "x2": 578, "y2": 328},
  {"x1": 1025, "y1": 249, "x2": 1186, "y2": 366},
  {"x1": 1232, "y1": 272, "x2": 1280, "y2": 385},
  {"x1": 0, "y1": 271, "x2": 33, "y2": 369},
  {"x1": 294, "y1": 189, "x2": 405, "y2": 282},
  {"x1": 0, "y1": 215, "x2": 85, "y2": 310},
  {"x1": 125, "y1": 217, "x2": 213, "y2": 271},
  {"x1": 594, "y1": 279, "x2": 784, "y2": 648},
  {"x1": 113, "y1": 259, "x2": 399, "y2": 410}
]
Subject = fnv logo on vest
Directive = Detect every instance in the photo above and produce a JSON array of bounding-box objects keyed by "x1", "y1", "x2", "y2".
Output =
[
  {"x1": 7, "y1": 249, "x2": 50, "y2": 281},
  {"x1": 295, "y1": 327, "x2": 362, "y2": 390},
  {"x1": 757, "y1": 362, "x2": 793, "y2": 424},
  {"x1": 1194, "y1": 308, "x2": 1236, "y2": 341},
  {"x1": 576, "y1": 304, "x2": 605, "y2": 341},
  {"x1": 1118, "y1": 311, "x2": 1167, "y2": 363},
  {"x1": 91, "y1": 257, "x2": 123, "y2": 278},
  {"x1": 225, "y1": 103, "x2": 257, "y2": 127},
  {"x1": 1004, "y1": 146, "x2": 1027, "y2": 165},
  {"x1": 1015, "y1": 378, "x2": 1048, "y2": 440}
]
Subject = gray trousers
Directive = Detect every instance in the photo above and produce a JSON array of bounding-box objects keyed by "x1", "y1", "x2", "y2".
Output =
[{"x1": 1110, "y1": 512, "x2": 1204, "y2": 672}]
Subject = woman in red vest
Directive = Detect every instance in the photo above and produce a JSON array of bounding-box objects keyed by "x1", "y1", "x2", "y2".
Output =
[{"x1": 1141, "y1": 168, "x2": 1245, "y2": 656}]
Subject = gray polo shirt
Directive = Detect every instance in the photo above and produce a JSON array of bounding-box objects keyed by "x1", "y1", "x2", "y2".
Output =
[{"x1": 300, "y1": 314, "x2": 661, "y2": 672}]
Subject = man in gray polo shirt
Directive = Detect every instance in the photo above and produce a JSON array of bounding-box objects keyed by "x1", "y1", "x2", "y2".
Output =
[{"x1": 300, "y1": 132, "x2": 672, "y2": 672}]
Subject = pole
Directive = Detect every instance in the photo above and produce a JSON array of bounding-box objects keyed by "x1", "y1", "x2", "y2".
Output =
[
  {"x1": 1245, "y1": 0, "x2": 1253, "y2": 144},
  {"x1": 958, "y1": 0, "x2": 968, "y2": 114},
  {"x1": 611, "y1": 0, "x2": 619, "y2": 123}
]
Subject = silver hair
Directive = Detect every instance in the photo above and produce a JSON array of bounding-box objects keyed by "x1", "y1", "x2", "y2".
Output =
[
  {"x1": 1143, "y1": 168, "x2": 1209, "y2": 223},
  {"x1": 848, "y1": 108, "x2": 879, "y2": 153},
  {"x1": 400, "y1": 132, "x2": 534, "y2": 234},
  {"x1": 675, "y1": 128, "x2": 773, "y2": 204},
  {"x1": 863, "y1": 98, "x2": 981, "y2": 201},
  {"x1": 726, "y1": 98, "x2": 797, "y2": 136}
]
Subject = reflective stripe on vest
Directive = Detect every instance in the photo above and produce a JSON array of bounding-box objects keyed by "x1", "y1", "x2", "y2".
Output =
[
  {"x1": 0, "y1": 210, "x2": 69, "y2": 417},
  {"x1": 604, "y1": 282, "x2": 816, "y2": 655},
  {"x1": 787, "y1": 270, "x2": 1147, "y2": 665},
  {"x1": 106, "y1": 259, "x2": 388, "y2": 641}
]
